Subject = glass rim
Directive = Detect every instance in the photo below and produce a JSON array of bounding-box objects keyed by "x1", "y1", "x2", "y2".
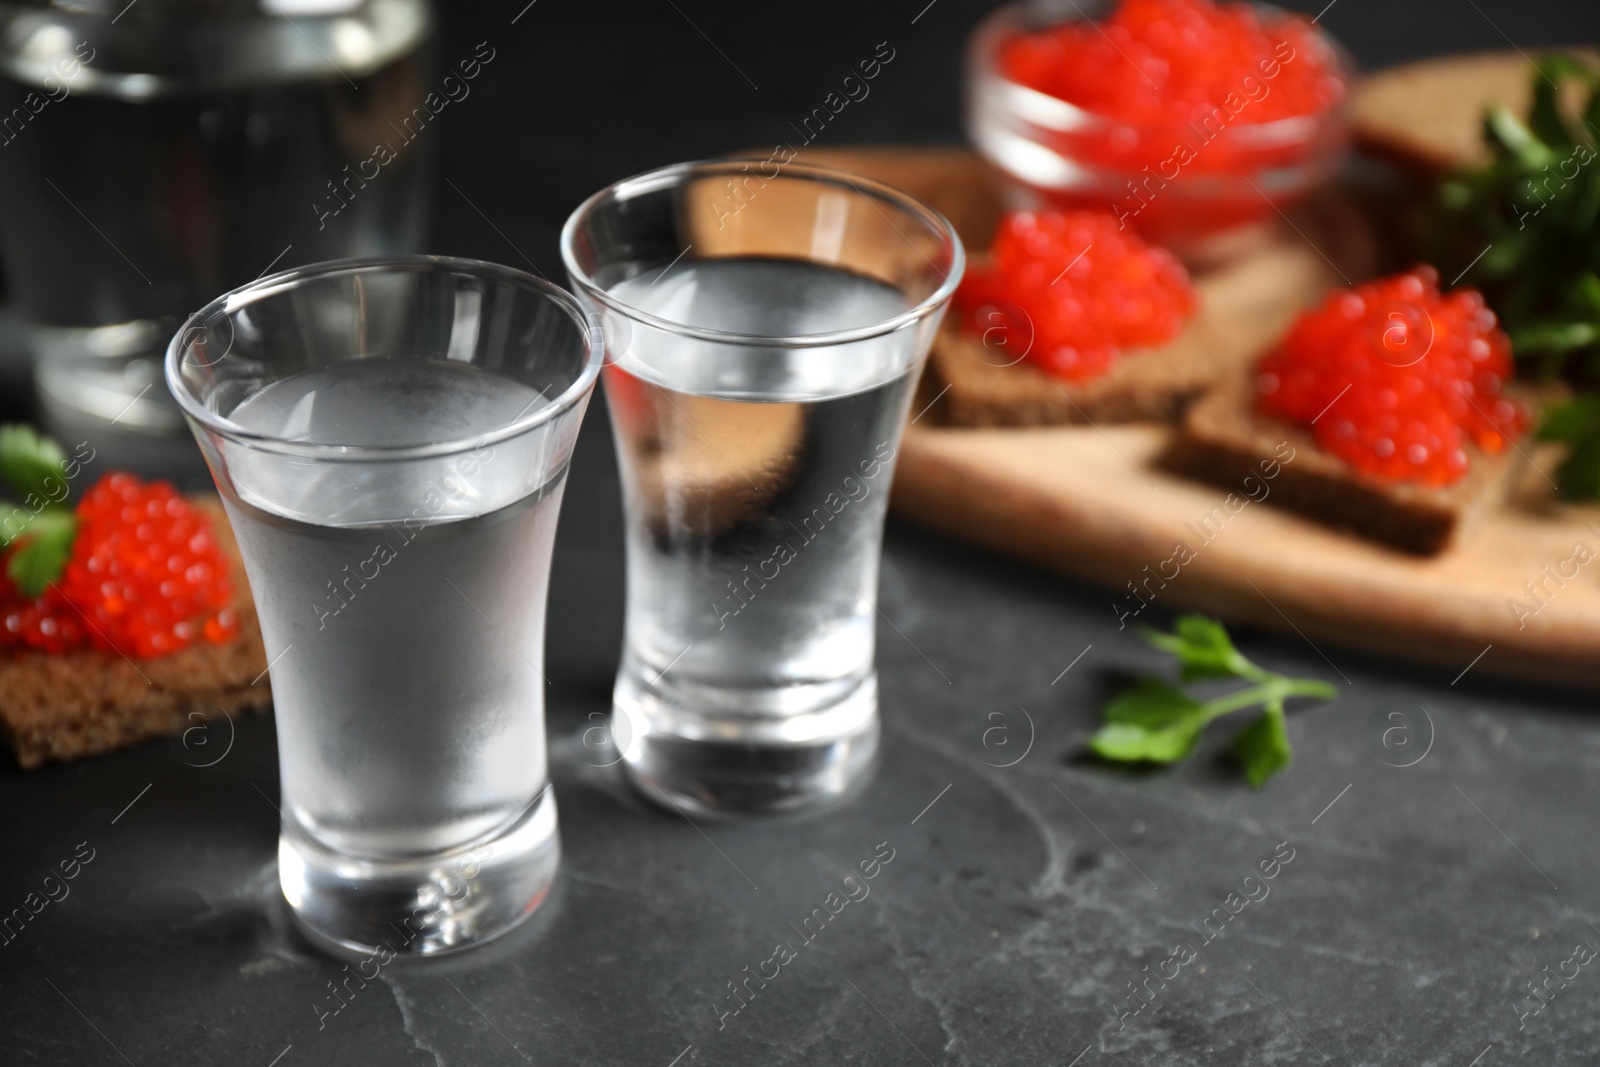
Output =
[
  {"x1": 164, "y1": 254, "x2": 604, "y2": 463},
  {"x1": 558, "y1": 159, "x2": 966, "y2": 350}
]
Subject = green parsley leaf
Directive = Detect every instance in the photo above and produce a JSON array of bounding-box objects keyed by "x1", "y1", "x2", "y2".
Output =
[
  {"x1": 0, "y1": 424, "x2": 70, "y2": 507},
  {"x1": 1091, "y1": 721, "x2": 1203, "y2": 763},
  {"x1": 1484, "y1": 104, "x2": 1554, "y2": 167},
  {"x1": 1513, "y1": 320, "x2": 1600, "y2": 356},
  {"x1": 0, "y1": 500, "x2": 23, "y2": 547},
  {"x1": 1091, "y1": 678, "x2": 1208, "y2": 762},
  {"x1": 1427, "y1": 52, "x2": 1600, "y2": 500},
  {"x1": 1538, "y1": 395, "x2": 1600, "y2": 501},
  {"x1": 1144, "y1": 613, "x2": 1263, "y2": 683},
  {"x1": 1540, "y1": 393, "x2": 1600, "y2": 439},
  {"x1": 1103, "y1": 676, "x2": 1205, "y2": 728},
  {"x1": 6, "y1": 508, "x2": 76, "y2": 598},
  {"x1": 1090, "y1": 615, "x2": 1334, "y2": 787},
  {"x1": 1528, "y1": 54, "x2": 1594, "y2": 149},
  {"x1": 1233, "y1": 705, "x2": 1293, "y2": 788}
]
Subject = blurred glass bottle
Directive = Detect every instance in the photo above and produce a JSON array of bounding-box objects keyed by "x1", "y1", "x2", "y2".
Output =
[{"x1": 0, "y1": 0, "x2": 434, "y2": 477}]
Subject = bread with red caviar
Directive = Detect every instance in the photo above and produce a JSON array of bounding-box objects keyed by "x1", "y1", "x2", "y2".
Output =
[
  {"x1": 1172, "y1": 268, "x2": 1530, "y2": 555},
  {"x1": 0, "y1": 434, "x2": 269, "y2": 768},
  {"x1": 926, "y1": 233, "x2": 1334, "y2": 427},
  {"x1": 1, "y1": 524, "x2": 269, "y2": 769},
  {"x1": 1174, "y1": 379, "x2": 1518, "y2": 554}
]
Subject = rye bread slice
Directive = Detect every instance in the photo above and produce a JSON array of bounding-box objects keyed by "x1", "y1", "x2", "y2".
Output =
[
  {"x1": 1353, "y1": 50, "x2": 1599, "y2": 173},
  {"x1": 0, "y1": 497, "x2": 270, "y2": 770},
  {"x1": 1169, "y1": 379, "x2": 1517, "y2": 555},
  {"x1": 926, "y1": 237, "x2": 1336, "y2": 427},
  {"x1": 929, "y1": 301, "x2": 1228, "y2": 426}
]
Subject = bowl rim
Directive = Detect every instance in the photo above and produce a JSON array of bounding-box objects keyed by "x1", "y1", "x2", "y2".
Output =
[{"x1": 966, "y1": 0, "x2": 1354, "y2": 149}]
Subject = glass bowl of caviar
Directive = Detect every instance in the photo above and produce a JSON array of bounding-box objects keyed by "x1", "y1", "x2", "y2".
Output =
[{"x1": 966, "y1": 0, "x2": 1353, "y2": 263}]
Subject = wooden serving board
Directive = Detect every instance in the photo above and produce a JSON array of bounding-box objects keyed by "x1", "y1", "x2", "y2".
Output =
[{"x1": 809, "y1": 147, "x2": 1600, "y2": 689}]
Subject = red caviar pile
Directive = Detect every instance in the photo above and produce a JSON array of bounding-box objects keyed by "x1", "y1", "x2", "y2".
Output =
[
  {"x1": 1, "y1": 474, "x2": 236, "y2": 657},
  {"x1": 1001, "y1": 0, "x2": 1343, "y2": 133},
  {"x1": 956, "y1": 208, "x2": 1196, "y2": 380},
  {"x1": 1256, "y1": 267, "x2": 1528, "y2": 486}
]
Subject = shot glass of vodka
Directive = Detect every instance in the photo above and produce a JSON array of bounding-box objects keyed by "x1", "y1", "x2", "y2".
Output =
[
  {"x1": 168, "y1": 256, "x2": 601, "y2": 955},
  {"x1": 562, "y1": 161, "x2": 962, "y2": 814}
]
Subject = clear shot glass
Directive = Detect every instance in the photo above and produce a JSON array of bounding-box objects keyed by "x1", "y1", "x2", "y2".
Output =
[
  {"x1": 561, "y1": 161, "x2": 963, "y2": 815},
  {"x1": 167, "y1": 257, "x2": 601, "y2": 955}
]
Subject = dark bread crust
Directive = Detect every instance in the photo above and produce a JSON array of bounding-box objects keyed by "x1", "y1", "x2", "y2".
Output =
[
  {"x1": 925, "y1": 232, "x2": 1344, "y2": 427},
  {"x1": 0, "y1": 497, "x2": 270, "y2": 769},
  {"x1": 928, "y1": 312, "x2": 1230, "y2": 426},
  {"x1": 1352, "y1": 49, "x2": 1600, "y2": 174},
  {"x1": 1169, "y1": 379, "x2": 1517, "y2": 556}
]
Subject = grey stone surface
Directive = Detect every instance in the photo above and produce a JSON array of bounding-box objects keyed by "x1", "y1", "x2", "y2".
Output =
[
  {"x1": 4, "y1": 393, "x2": 1598, "y2": 1065},
  {"x1": 6, "y1": 1, "x2": 1600, "y2": 1063}
]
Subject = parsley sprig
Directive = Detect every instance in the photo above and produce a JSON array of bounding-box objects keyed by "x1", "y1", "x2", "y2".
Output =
[
  {"x1": 1090, "y1": 616, "x2": 1336, "y2": 787},
  {"x1": 0, "y1": 425, "x2": 77, "y2": 597},
  {"x1": 1428, "y1": 52, "x2": 1600, "y2": 499}
]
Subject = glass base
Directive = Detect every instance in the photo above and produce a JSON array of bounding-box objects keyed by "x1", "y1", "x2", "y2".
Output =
[
  {"x1": 612, "y1": 666, "x2": 879, "y2": 816},
  {"x1": 278, "y1": 788, "x2": 560, "y2": 957}
]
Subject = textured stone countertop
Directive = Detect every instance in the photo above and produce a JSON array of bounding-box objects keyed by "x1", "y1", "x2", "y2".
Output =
[
  {"x1": 5, "y1": 397, "x2": 1599, "y2": 1066},
  {"x1": 5, "y1": 1, "x2": 1600, "y2": 1064}
]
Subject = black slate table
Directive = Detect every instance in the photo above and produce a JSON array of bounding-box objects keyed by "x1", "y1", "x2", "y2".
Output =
[{"x1": 5, "y1": 2, "x2": 1600, "y2": 1064}]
